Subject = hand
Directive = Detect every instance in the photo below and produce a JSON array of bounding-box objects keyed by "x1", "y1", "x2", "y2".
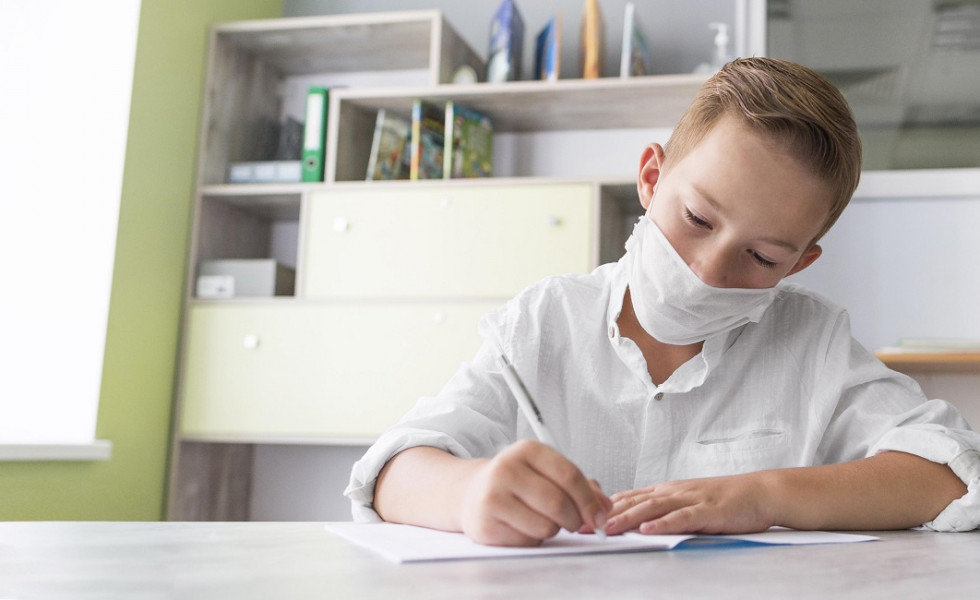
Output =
[
  {"x1": 604, "y1": 472, "x2": 776, "y2": 536},
  {"x1": 459, "y1": 439, "x2": 612, "y2": 546}
]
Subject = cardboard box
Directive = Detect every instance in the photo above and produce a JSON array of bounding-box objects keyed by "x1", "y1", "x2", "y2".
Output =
[{"x1": 197, "y1": 259, "x2": 295, "y2": 297}]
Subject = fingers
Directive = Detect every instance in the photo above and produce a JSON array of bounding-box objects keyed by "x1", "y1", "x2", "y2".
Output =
[
  {"x1": 462, "y1": 440, "x2": 611, "y2": 545},
  {"x1": 606, "y1": 489, "x2": 688, "y2": 535},
  {"x1": 518, "y1": 441, "x2": 612, "y2": 533},
  {"x1": 605, "y1": 475, "x2": 773, "y2": 536},
  {"x1": 468, "y1": 502, "x2": 562, "y2": 547}
]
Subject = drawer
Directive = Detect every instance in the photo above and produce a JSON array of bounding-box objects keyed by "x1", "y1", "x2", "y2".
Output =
[
  {"x1": 178, "y1": 302, "x2": 495, "y2": 439},
  {"x1": 303, "y1": 184, "x2": 595, "y2": 299}
]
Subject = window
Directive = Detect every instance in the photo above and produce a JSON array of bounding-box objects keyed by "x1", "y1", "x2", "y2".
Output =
[{"x1": 0, "y1": 1, "x2": 141, "y2": 457}]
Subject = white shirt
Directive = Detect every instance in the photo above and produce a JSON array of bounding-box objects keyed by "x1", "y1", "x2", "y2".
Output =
[{"x1": 346, "y1": 256, "x2": 980, "y2": 531}]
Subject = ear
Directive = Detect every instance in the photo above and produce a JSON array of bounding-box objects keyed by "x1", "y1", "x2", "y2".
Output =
[
  {"x1": 786, "y1": 244, "x2": 822, "y2": 277},
  {"x1": 637, "y1": 143, "x2": 666, "y2": 210}
]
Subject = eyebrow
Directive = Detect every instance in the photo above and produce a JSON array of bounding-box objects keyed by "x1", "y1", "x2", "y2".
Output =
[{"x1": 690, "y1": 184, "x2": 801, "y2": 254}]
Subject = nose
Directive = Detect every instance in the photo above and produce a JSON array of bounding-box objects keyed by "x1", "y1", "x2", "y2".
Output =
[{"x1": 688, "y1": 246, "x2": 732, "y2": 288}]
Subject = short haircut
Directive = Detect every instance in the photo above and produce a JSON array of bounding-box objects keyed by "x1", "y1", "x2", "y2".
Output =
[{"x1": 664, "y1": 57, "x2": 862, "y2": 247}]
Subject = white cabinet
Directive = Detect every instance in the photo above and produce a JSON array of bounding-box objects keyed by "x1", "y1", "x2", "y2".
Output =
[
  {"x1": 303, "y1": 184, "x2": 595, "y2": 299},
  {"x1": 180, "y1": 302, "x2": 494, "y2": 439}
]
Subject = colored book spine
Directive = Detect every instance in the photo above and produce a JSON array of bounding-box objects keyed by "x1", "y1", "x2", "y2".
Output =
[
  {"x1": 580, "y1": 0, "x2": 604, "y2": 79},
  {"x1": 534, "y1": 15, "x2": 561, "y2": 82},
  {"x1": 409, "y1": 100, "x2": 446, "y2": 180}
]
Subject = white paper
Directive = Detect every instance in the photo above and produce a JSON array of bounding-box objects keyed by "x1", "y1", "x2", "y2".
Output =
[{"x1": 324, "y1": 522, "x2": 878, "y2": 563}]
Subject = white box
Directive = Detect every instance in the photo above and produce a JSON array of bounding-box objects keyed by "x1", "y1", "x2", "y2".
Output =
[{"x1": 197, "y1": 259, "x2": 295, "y2": 297}]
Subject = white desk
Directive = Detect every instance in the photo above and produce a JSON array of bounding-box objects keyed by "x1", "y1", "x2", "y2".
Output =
[{"x1": 1, "y1": 522, "x2": 978, "y2": 598}]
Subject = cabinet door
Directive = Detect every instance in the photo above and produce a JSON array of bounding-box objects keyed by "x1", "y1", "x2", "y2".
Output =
[
  {"x1": 303, "y1": 184, "x2": 595, "y2": 299},
  {"x1": 178, "y1": 302, "x2": 495, "y2": 439}
]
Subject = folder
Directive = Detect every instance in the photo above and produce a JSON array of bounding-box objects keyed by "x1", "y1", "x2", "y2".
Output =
[{"x1": 301, "y1": 87, "x2": 329, "y2": 182}]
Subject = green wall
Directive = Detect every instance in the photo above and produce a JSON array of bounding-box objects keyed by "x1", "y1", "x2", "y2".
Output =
[{"x1": 0, "y1": 0, "x2": 281, "y2": 520}]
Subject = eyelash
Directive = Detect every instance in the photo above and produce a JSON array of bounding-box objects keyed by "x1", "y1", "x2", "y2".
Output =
[
  {"x1": 683, "y1": 208, "x2": 777, "y2": 270},
  {"x1": 751, "y1": 252, "x2": 777, "y2": 269},
  {"x1": 683, "y1": 208, "x2": 711, "y2": 229}
]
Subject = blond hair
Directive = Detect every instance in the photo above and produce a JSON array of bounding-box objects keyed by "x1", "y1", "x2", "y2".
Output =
[{"x1": 664, "y1": 57, "x2": 861, "y2": 246}]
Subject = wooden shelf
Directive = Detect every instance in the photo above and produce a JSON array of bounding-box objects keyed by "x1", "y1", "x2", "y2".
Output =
[
  {"x1": 876, "y1": 352, "x2": 980, "y2": 373},
  {"x1": 213, "y1": 11, "x2": 450, "y2": 76},
  {"x1": 329, "y1": 75, "x2": 707, "y2": 182},
  {"x1": 332, "y1": 74, "x2": 709, "y2": 133}
]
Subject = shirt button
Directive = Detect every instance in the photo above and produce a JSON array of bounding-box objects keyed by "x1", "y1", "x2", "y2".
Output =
[
  {"x1": 654, "y1": 392, "x2": 664, "y2": 401},
  {"x1": 608, "y1": 325, "x2": 616, "y2": 338}
]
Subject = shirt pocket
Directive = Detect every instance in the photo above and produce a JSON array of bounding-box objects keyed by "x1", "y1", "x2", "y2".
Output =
[{"x1": 683, "y1": 428, "x2": 791, "y2": 479}]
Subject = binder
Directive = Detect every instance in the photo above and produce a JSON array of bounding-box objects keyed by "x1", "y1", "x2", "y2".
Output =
[{"x1": 301, "y1": 86, "x2": 329, "y2": 182}]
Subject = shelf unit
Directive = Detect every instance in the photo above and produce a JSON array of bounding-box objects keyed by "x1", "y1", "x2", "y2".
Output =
[{"x1": 168, "y1": 10, "x2": 703, "y2": 521}]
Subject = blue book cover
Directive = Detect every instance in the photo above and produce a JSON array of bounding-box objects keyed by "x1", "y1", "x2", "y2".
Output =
[
  {"x1": 487, "y1": 0, "x2": 525, "y2": 82},
  {"x1": 535, "y1": 15, "x2": 561, "y2": 82}
]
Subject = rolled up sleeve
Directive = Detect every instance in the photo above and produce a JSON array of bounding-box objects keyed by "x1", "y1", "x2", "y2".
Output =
[
  {"x1": 344, "y1": 315, "x2": 519, "y2": 521},
  {"x1": 871, "y1": 423, "x2": 980, "y2": 532}
]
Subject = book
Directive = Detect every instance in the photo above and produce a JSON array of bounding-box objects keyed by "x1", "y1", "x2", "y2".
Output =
[
  {"x1": 580, "y1": 0, "x2": 604, "y2": 79},
  {"x1": 443, "y1": 102, "x2": 494, "y2": 179},
  {"x1": 301, "y1": 86, "x2": 329, "y2": 182},
  {"x1": 365, "y1": 109, "x2": 411, "y2": 181},
  {"x1": 620, "y1": 2, "x2": 652, "y2": 78},
  {"x1": 487, "y1": 0, "x2": 525, "y2": 83},
  {"x1": 324, "y1": 522, "x2": 877, "y2": 564},
  {"x1": 409, "y1": 100, "x2": 446, "y2": 180},
  {"x1": 534, "y1": 15, "x2": 562, "y2": 82}
]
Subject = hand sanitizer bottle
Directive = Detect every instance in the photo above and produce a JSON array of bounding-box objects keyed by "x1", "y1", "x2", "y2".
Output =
[
  {"x1": 709, "y1": 22, "x2": 731, "y2": 69},
  {"x1": 693, "y1": 21, "x2": 732, "y2": 74}
]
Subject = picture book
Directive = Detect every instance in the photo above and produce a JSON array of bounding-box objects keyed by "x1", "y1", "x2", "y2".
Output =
[
  {"x1": 620, "y1": 2, "x2": 653, "y2": 78},
  {"x1": 410, "y1": 100, "x2": 446, "y2": 180},
  {"x1": 365, "y1": 109, "x2": 410, "y2": 181},
  {"x1": 580, "y1": 0, "x2": 604, "y2": 79},
  {"x1": 535, "y1": 15, "x2": 562, "y2": 82},
  {"x1": 487, "y1": 0, "x2": 525, "y2": 82},
  {"x1": 444, "y1": 101, "x2": 494, "y2": 179}
]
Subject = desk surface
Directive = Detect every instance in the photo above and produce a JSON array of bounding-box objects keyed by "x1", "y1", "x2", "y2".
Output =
[{"x1": 1, "y1": 522, "x2": 978, "y2": 599}]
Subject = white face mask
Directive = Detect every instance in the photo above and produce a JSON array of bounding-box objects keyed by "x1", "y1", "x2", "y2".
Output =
[{"x1": 625, "y1": 216, "x2": 778, "y2": 345}]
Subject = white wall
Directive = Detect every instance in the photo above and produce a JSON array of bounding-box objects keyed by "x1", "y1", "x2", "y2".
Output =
[{"x1": 790, "y1": 193, "x2": 980, "y2": 352}]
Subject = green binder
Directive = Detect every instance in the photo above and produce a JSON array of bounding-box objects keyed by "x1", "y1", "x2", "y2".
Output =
[{"x1": 301, "y1": 87, "x2": 329, "y2": 182}]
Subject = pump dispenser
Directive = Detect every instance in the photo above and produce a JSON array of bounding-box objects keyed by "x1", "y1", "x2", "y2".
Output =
[
  {"x1": 708, "y1": 22, "x2": 730, "y2": 69},
  {"x1": 693, "y1": 21, "x2": 733, "y2": 74}
]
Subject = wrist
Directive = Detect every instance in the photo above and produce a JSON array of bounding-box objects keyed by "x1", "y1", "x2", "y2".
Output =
[
  {"x1": 755, "y1": 468, "x2": 793, "y2": 528},
  {"x1": 450, "y1": 457, "x2": 490, "y2": 532}
]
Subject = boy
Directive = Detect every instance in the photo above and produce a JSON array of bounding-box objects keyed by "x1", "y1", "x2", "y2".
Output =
[{"x1": 347, "y1": 58, "x2": 980, "y2": 546}]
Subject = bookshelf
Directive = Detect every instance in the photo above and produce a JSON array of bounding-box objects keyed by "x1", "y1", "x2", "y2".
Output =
[{"x1": 168, "y1": 10, "x2": 700, "y2": 520}]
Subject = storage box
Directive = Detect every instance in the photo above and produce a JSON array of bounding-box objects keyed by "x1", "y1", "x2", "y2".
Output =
[{"x1": 197, "y1": 259, "x2": 295, "y2": 297}]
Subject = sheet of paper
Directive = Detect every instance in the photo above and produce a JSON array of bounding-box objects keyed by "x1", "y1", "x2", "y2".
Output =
[{"x1": 324, "y1": 522, "x2": 877, "y2": 563}]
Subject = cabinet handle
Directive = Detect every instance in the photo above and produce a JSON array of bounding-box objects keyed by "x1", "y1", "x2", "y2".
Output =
[
  {"x1": 333, "y1": 217, "x2": 349, "y2": 233},
  {"x1": 243, "y1": 334, "x2": 260, "y2": 349},
  {"x1": 547, "y1": 215, "x2": 562, "y2": 227}
]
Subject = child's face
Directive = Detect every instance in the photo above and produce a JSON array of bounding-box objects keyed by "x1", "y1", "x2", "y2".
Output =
[{"x1": 640, "y1": 116, "x2": 828, "y2": 289}]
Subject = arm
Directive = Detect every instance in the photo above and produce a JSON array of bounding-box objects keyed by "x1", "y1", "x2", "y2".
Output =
[
  {"x1": 375, "y1": 441, "x2": 611, "y2": 546},
  {"x1": 604, "y1": 451, "x2": 966, "y2": 535}
]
